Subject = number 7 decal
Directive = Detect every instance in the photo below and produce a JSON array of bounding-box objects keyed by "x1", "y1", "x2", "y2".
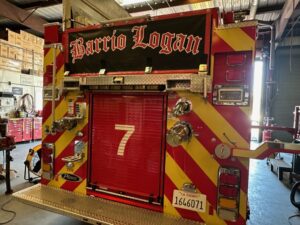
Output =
[{"x1": 115, "y1": 124, "x2": 135, "y2": 156}]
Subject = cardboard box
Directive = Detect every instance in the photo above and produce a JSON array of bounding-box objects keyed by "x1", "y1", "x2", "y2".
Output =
[
  {"x1": 0, "y1": 56, "x2": 22, "y2": 72},
  {"x1": 15, "y1": 48, "x2": 23, "y2": 61},
  {"x1": 7, "y1": 29, "x2": 16, "y2": 44},
  {"x1": 8, "y1": 46, "x2": 22, "y2": 60},
  {"x1": 15, "y1": 34, "x2": 22, "y2": 46},
  {"x1": 0, "y1": 43, "x2": 8, "y2": 57},
  {"x1": 8, "y1": 46, "x2": 16, "y2": 59}
]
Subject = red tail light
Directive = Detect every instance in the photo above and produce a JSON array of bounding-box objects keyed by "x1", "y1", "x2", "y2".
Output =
[{"x1": 217, "y1": 167, "x2": 241, "y2": 221}]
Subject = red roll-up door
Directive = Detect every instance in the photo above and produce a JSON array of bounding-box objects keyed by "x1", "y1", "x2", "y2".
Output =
[{"x1": 89, "y1": 93, "x2": 166, "y2": 202}]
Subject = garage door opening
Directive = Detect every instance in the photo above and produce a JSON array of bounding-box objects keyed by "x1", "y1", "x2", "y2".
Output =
[
  {"x1": 251, "y1": 60, "x2": 263, "y2": 142},
  {"x1": 88, "y1": 93, "x2": 167, "y2": 207}
]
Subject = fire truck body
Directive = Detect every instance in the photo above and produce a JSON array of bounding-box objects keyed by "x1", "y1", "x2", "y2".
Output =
[{"x1": 14, "y1": 9, "x2": 261, "y2": 225}]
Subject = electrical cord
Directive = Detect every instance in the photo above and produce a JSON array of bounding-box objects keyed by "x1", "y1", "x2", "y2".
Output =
[
  {"x1": 18, "y1": 94, "x2": 34, "y2": 114},
  {"x1": 0, "y1": 199, "x2": 16, "y2": 224},
  {"x1": 290, "y1": 181, "x2": 300, "y2": 209},
  {"x1": 288, "y1": 214, "x2": 300, "y2": 225}
]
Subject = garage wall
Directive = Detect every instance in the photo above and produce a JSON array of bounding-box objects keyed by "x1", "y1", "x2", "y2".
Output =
[
  {"x1": 271, "y1": 46, "x2": 300, "y2": 141},
  {"x1": 0, "y1": 69, "x2": 43, "y2": 113}
]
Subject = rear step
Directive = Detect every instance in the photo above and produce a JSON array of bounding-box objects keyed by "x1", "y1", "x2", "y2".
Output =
[{"x1": 13, "y1": 184, "x2": 203, "y2": 225}]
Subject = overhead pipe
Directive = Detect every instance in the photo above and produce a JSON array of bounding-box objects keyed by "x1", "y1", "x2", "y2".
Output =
[
  {"x1": 248, "y1": 0, "x2": 258, "y2": 20},
  {"x1": 258, "y1": 22, "x2": 275, "y2": 71}
]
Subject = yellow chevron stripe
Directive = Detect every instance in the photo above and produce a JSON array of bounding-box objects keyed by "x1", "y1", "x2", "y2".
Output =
[
  {"x1": 56, "y1": 64, "x2": 65, "y2": 82},
  {"x1": 166, "y1": 153, "x2": 228, "y2": 225},
  {"x1": 44, "y1": 48, "x2": 53, "y2": 71},
  {"x1": 239, "y1": 106, "x2": 251, "y2": 117},
  {"x1": 173, "y1": 92, "x2": 248, "y2": 218},
  {"x1": 167, "y1": 118, "x2": 218, "y2": 185},
  {"x1": 181, "y1": 92, "x2": 249, "y2": 169},
  {"x1": 54, "y1": 114, "x2": 88, "y2": 157},
  {"x1": 74, "y1": 179, "x2": 87, "y2": 195},
  {"x1": 215, "y1": 28, "x2": 255, "y2": 51},
  {"x1": 164, "y1": 195, "x2": 180, "y2": 217},
  {"x1": 233, "y1": 143, "x2": 269, "y2": 158},
  {"x1": 42, "y1": 91, "x2": 79, "y2": 140},
  {"x1": 210, "y1": 55, "x2": 214, "y2": 79},
  {"x1": 240, "y1": 191, "x2": 247, "y2": 220},
  {"x1": 48, "y1": 157, "x2": 87, "y2": 187},
  {"x1": 182, "y1": 92, "x2": 249, "y2": 149},
  {"x1": 170, "y1": 126, "x2": 247, "y2": 219},
  {"x1": 43, "y1": 48, "x2": 61, "y2": 71},
  {"x1": 49, "y1": 142, "x2": 87, "y2": 187}
]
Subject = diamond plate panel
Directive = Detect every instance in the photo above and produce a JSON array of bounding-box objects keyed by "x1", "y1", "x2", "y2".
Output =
[
  {"x1": 13, "y1": 184, "x2": 204, "y2": 225},
  {"x1": 76, "y1": 74, "x2": 211, "y2": 93}
]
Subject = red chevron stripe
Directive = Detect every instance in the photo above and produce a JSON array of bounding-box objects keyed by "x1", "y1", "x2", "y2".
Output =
[
  {"x1": 56, "y1": 51, "x2": 64, "y2": 70},
  {"x1": 53, "y1": 125, "x2": 89, "y2": 175},
  {"x1": 42, "y1": 98, "x2": 65, "y2": 125},
  {"x1": 44, "y1": 47, "x2": 50, "y2": 56},
  {"x1": 167, "y1": 144, "x2": 245, "y2": 224},
  {"x1": 241, "y1": 26, "x2": 256, "y2": 40},
  {"x1": 169, "y1": 96, "x2": 249, "y2": 193},
  {"x1": 215, "y1": 106, "x2": 251, "y2": 143},
  {"x1": 42, "y1": 101, "x2": 52, "y2": 123},
  {"x1": 167, "y1": 145, "x2": 218, "y2": 209},
  {"x1": 212, "y1": 33, "x2": 234, "y2": 53},
  {"x1": 164, "y1": 175, "x2": 205, "y2": 222},
  {"x1": 60, "y1": 161, "x2": 87, "y2": 191}
]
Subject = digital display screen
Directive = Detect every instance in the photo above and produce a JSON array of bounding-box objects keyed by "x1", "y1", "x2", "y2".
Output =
[{"x1": 218, "y1": 89, "x2": 243, "y2": 102}]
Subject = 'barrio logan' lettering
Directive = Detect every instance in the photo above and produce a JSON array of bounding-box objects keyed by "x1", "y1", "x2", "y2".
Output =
[{"x1": 70, "y1": 25, "x2": 203, "y2": 63}]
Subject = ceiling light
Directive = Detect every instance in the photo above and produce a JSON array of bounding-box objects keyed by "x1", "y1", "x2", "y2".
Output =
[{"x1": 121, "y1": 0, "x2": 148, "y2": 6}]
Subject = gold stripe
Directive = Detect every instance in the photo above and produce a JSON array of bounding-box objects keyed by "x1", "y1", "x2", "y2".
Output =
[
  {"x1": 44, "y1": 48, "x2": 53, "y2": 71},
  {"x1": 215, "y1": 28, "x2": 255, "y2": 51},
  {"x1": 43, "y1": 48, "x2": 61, "y2": 71},
  {"x1": 164, "y1": 196, "x2": 180, "y2": 217},
  {"x1": 182, "y1": 92, "x2": 249, "y2": 149},
  {"x1": 48, "y1": 158, "x2": 87, "y2": 187},
  {"x1": 233, "y1": 143, "x2": 269, "y2": 158},
  {"x1": 74, "y1": 179, "x2": 87, "y2": 195},
  {"x1": 171, "y1": 128, "x2": 247, "y2": 219},
  {"x1": 49, "y1": 142, "x2": 87, "y2": 188},
  {"x1": 239, "y1": 106, "x2": 251, "y2": 117},
  {"x1": 210, "y1": 55, "x2": 214, "y2": 79},
  {"x1": 166, "y1": 153, "x2": 228, "y2": 225},
  {"x1": 174, "y1": 92, "x2": 248, "y2": 218},
  {"x1": 54, "y1": 112, "x2": 88, "y2": 157}
]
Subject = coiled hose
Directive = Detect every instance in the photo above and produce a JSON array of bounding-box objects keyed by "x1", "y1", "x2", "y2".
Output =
[{"x1": 290, "y1": 181, "x2": 300, "y2": 210}]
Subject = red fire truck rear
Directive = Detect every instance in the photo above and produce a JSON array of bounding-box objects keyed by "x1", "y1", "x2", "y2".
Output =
[{"x1": 13, "y1": 7, "x2": 300, "y2": 225}]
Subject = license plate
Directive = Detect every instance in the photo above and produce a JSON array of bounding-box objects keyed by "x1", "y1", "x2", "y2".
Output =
[{"x1": 172, "y1": 190, "x2": 206, "y2": 212}]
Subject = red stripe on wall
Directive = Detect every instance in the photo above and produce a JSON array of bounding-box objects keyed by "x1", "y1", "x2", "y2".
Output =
[{"x1": 164, "y1": 175, "x2": 205, "y2": 222}]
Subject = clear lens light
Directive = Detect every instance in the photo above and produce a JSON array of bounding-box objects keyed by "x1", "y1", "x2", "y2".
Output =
[{"x1": 121, "y1": 0, "x2": 147, "y2": 5}]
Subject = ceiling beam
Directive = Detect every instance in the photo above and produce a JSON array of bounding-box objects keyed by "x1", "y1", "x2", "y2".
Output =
[
  {"x1": 12, "y1": 0, "x2": 62, "y2": 10},
  {"x1": 256, "y1": 4, "x2": 284, "y2": 14},
  {"x1": 275, "y1": 0, "x2": 300, "y2": 41},
  {"x1": 0, "y1": 0, "x2": 48, "y2": 34},
  {"x1": 125, "y1": 0, "x2": 209, "y2": 13}
]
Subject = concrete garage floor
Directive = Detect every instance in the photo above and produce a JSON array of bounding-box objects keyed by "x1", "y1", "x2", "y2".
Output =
[{"x1": 0, "y1": 142, "x2": 299, "y2": 225}]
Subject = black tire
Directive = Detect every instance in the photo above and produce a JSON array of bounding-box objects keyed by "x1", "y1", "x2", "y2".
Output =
[{"x1": 290, "y1": 181, "x2": 300, "y2": 210}]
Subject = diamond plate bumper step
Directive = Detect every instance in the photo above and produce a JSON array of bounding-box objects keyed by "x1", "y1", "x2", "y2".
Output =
[{"x1": 13, "y1": 184, "x2": 203, "y2": 225}]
